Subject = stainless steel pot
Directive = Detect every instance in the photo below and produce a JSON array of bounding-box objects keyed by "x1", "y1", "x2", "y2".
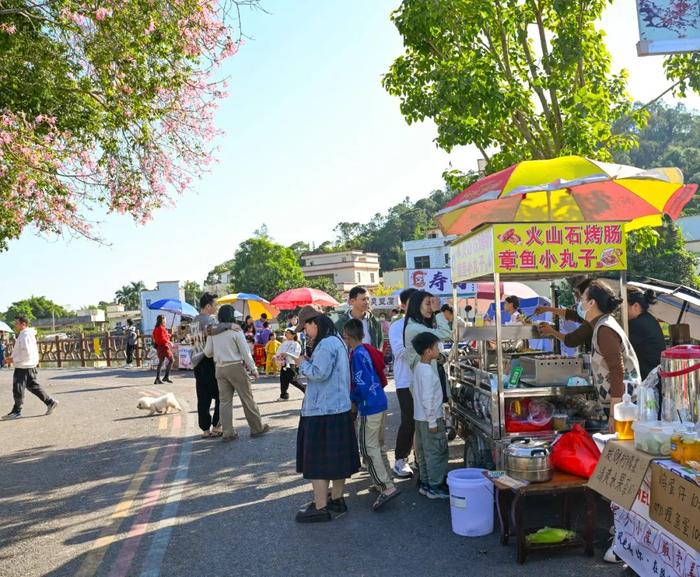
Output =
[{"x1": 505, "y1": 438, "x2": 553, "y2": 483}]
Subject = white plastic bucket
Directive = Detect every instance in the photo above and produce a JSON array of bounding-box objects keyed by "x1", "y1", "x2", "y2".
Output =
[{"x1": 446, "y1": 468, "x2": 494, "y2": 537}]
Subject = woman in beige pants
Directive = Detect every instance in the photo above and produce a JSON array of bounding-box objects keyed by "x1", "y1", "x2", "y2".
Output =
[{"x1": 204, "y1": 305, "x2": 270, "y2": 441}]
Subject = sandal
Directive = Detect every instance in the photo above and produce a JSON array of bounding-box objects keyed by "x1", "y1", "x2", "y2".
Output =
[
  {"x1": 211, "y1": 426, "x2": 223, "y2": 437},
  {"x1": 372, "y1": 488, "x2": 401, "y2": 511},
  {"x1": 201, "y1": 431, "x2": 214, "y2": 438}
]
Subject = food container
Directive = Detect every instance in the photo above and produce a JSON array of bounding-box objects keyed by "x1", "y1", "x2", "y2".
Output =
[
  {"x1": 660, "y1": 345, "x2": 700, "y2": 423},
  {"x1": 633, "y1": 421, "x2": 677, "y2": 456},
  {"x1": 520, "y1": 355, "x2": 585, "y2": 385},
  {"x1": 505, "y1": 438, "x2": 553, "y2": 483},
  {"x1": 552, "y1": 413, "x2": 568, "y2": 431}
]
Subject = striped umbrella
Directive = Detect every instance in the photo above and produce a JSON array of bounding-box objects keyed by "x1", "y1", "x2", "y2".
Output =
[{"x1": 436, "y1": 156, "x2": 697, "y2": 236}]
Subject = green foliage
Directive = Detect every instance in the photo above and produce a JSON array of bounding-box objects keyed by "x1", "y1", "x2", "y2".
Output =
[
  {"x1": 4, "y1": 296, "x2": 70, "y2": 324},
  {"x1": 231, "y1": 237, "x2": 305, "y2": 300},
  {"x1": 205, "y1": 259, "x2": 235, "y2": 286},
  {"x1": 183, "y1": 281, "x2": 203, "y2": 307},
  {"x1": 627, "y1": 220, "x2": 699, "y2": 287},
  {"x1": 114, "y1": 281, "x2": 146, "y2": 311},
  {"x1": 383, "y1": 0, "x2": 645, "y2": 170}
]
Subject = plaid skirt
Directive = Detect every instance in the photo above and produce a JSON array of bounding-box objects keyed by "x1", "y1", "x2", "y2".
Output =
[{"x1": 296, "y1": 411, "x2": 360, "y2": 480}]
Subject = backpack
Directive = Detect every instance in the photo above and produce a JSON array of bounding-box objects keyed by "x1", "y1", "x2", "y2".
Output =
[{"x1": 362, "y1": 344, "x2": 388, "y2": 388}]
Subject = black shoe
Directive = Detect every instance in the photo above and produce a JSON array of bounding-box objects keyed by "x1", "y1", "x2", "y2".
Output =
[
  {"x1": 154, "y1": 378, "x2": 163, "y2": 384},
  {"x1": 295, "y1": 503, "x2": 331, "y2": 523},
  {"x1": 327, "y1": 497, "x2": 348, "y2": 514},
  {"x1": 1, "y1": 410, "x2": 21, "y2": 420},
  {"x1": 163, "y1": 377, "x2": 173, "y2": 383}
]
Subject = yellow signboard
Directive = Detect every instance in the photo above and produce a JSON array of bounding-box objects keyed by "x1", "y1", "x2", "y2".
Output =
[
  {"x1": 450, "y1": 227, "x2": 495, "y2": 283},
  {"x1": 492, "y1": 222, "x2": 626, "y2": 274}
]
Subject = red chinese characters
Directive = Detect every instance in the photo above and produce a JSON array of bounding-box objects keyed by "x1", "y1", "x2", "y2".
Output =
[
  {"x1": 520, "y1": 250, "x2": 536, "y2": 269},
  {"x1": 564, "y1": 225, "x2": 582, "y2": 245},
  {"x1": 545, "y1": 225, "x2": 563, "y2": 244},
  {"x1": 604, "y1": 224, "x2": 622, "y2": 244},
  {"x1": 539, "y1": 249, "x2": 558, "y2": 268},
  {"x1": 584, "y1": 224, "x2": 603, "y2": 245},
  {"x1": 526, "y1": 226, "x2": 544, "y2": 246},
  {"x1": 559, "y1": 249, "x2": 577, "y2": 269},
  {"x1": 498, "y1": 250, "x2": 518, "y2": 270}
]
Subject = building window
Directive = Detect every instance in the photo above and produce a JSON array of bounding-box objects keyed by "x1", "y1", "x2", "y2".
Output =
[
  {"x1": 428, "y1": 232, "x2": 437, "y2": 239},
  {"x1": 357, "y1": 272, "x2": 361, "y2": 282},
  {"x1": 414, "y1": 256, "x2": 430, "y2": 268},
  {"x1": 370, "y1": 273, "x2": 375, "y2": 283},
  {"x1": 445, "y1": 253, "x2": 449, "y2": 265}
]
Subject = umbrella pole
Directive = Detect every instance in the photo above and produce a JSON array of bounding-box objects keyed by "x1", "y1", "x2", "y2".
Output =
[{"x1": 620, "y1": 271, "x2": 629, "y2": 334}]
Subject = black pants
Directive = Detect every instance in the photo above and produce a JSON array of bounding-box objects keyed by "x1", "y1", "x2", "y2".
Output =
[
  {"x1": 194, "y1": 357, "x2": 220, "y2": 431},
  {"x1": 126, "y1": 344, "x2": 135, "y2": 364},
  {"x1": 280, "y1": 366, "x2": 305, "y2": 397},
  {"x1": 394, "y1": 387, "x2": 415, "y2": 460},
  {"x1": 12, "y1": 368, "x2": 52, "y2": 413}
]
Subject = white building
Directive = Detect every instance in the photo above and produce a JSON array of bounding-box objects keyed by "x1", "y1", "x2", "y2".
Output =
[
  {"x1": 105, "y1": 304, "x2": 141, "y2": 331},
  {"x1": 398, "y1": 229, "x2": 461, "y2": 295},
  {"x1": 203, "y1": 271, "x2": 232, "y2": 297},
  {"x1": 140, "y1": 281, "x2": 185, "y2": 332},
  {"x1": 301, "y1": 251, "x2": 380, "y2": 293}
]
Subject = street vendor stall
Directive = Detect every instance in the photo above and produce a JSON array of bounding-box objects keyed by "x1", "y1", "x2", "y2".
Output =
[{"x1": 448, "y1": 220, "x2": 629, "y2": 469}]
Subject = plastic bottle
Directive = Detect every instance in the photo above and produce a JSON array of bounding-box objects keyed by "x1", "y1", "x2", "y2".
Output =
[{"x1": 614, "y1": 394, "x2": 638, "y2": 441}]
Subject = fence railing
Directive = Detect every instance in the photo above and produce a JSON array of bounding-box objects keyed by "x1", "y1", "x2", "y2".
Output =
[{"x1": 4, "y1": 334, "x2": 154, "y2": 368}]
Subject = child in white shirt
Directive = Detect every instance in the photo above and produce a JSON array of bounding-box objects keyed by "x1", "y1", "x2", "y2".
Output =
[{"x1": 411, "y1": 331, "x2": 449, "y2": 499}]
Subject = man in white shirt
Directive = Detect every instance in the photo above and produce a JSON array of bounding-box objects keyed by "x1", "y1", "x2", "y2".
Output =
[
  {"x1": 389, "y1": 288, "x2": 417, "y2": 477},
  {"x1": 2, "y1": 316, "x2": 58, "y2": 420}
]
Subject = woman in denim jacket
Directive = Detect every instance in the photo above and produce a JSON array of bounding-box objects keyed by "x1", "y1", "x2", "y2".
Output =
[{"x1": 294, "y1": 306, "x2": 360, "y2": 523}]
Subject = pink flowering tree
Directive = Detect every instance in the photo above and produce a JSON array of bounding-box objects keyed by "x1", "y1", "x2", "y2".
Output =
[{"x1": 0, "y1": 0, "x2": 259, "y2": 250}]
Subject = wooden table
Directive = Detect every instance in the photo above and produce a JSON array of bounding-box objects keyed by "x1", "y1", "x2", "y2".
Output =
[{"x1": 492, "y1": 471, "x2": 596, "y2": 564}]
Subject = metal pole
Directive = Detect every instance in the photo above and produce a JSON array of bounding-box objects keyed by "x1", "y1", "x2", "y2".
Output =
[
  {"x1": 550, "y1": 281, "x2": 561, "y2": 355},
  {"x1": 494, "y1": 273, "x2": 505, "y2": 439},
  {"x1": 452, "y1": 285, "x2": 459, "y2": 343},
  {"x1": 620, "y1": 271, "x2": 629, "y2": 334}
]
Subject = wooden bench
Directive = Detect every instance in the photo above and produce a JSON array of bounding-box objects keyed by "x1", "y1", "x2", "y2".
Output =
[{"x1": 492, "y1": 471, "x2": 596, "y2": 564}]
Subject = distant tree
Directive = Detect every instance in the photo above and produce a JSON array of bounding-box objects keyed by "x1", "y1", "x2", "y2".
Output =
[
  {"x1": 115, "y1": 281, "x2": 146, "y2": 311},
  {"x1": 183, "y1": 280, "x2": 203, "y2": 307},
  {"x1": 205, "y1": 259, "x2": 235, "y2": 286},
  {"x1": 4, "y1": 296, "x2": 70, "y2": 323},
  {"x1": 288, "y1": 242, "x2": 312, "y2": 266},
  {"x1": 232, "y1": 237, "x2": 305, "y2": 300},
  {"x1": 627, "y1": 220, "x2": 699, "y2": 287}
]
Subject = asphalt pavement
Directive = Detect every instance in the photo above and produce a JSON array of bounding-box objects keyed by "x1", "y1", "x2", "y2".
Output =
[{"x1": 0, "y1": 367, "x2": 630, "y2": 577}]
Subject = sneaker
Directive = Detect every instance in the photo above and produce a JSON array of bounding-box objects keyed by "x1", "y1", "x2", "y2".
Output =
[
  {"x1": 277, "y1": 395, "x2": 290, "y2": 401},
  {"x1": 250, "y1": 424, "x2": 271, "y2": 438},
  {"x1": 603, "y1": 545, "x2": 623, "y2": 564},
  {"x1": 162, "y1": 377, "x2": 173, "y2": 383},
  {"x1": 427, "y1": 486, "x2": 450, "y2": 500},
  {"x1": 45, "y1": 400, "x2": 59, "y2": 415},
  {"x1": 393, "y1": 459, "x2": 413, "y2": 478},
  {"x1": 327, "y1": 497, "x2": 348, "y2": 514},
  {"x1": 1, "y1": 410, "x2": 21, "y2": 420},
  {"x1": 296, "y1": 503, "x2": 331, "y2": 524},
  {"x1": 418, "y1": 482, "x2": 429, "y2": 496},
  {"x1": 154, "y1": 378, "x2": 163, "y2": 384}
]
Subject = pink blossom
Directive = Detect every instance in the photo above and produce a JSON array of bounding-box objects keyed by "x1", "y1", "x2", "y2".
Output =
[{"x1": 95, "y1": 7, "x2": 111, "y2": 20}]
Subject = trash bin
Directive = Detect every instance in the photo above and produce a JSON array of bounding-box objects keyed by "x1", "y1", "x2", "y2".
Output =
[{"x1": 446, "y1": 468, "x2": 494, "y2": 537}]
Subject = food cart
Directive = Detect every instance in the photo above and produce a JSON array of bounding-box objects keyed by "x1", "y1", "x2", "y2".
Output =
[{"x1": 447, "y1": 221, "x2": 630, "y2": 469}]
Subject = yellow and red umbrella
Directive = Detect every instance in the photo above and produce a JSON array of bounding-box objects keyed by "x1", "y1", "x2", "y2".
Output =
[
  {"x1": 216, "y1": 293, "x2": 279, "y2": 320},
  {"x1": 436, "y1": 156, "x2": 697, "y2": 236}
]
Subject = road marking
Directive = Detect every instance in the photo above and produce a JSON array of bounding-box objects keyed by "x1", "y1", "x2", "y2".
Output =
[
  {"x1": 107, "y1": 415, "x2": 182, "y2": 577},
  {"x1": 139, "y1": 414, "x2": 194, "y2": 577},
  {"x1": 74, "y1": 446, "x2": 159, "y2": 577}
]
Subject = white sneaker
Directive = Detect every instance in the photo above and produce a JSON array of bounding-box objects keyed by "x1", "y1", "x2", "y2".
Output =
[
  {"x1": 603, "y1": 545, "x2": 623, "y2": 563},
  {"x1": 393, "y1": 459, "x2": 413, "y2": 478}
]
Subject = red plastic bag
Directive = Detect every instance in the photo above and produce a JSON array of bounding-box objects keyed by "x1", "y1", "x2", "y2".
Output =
[{"x1": 550, "y1": 424, "x2": 601, "y2": 478}]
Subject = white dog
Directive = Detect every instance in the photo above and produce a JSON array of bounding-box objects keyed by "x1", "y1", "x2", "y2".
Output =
[{"x1": 136, "y1": 393, "x2": 182, "y2": 416}]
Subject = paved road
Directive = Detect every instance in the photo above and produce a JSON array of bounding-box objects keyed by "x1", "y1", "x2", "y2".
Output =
[{"x1": 0, "y1": 367, "x2": 627, "y2": 577}]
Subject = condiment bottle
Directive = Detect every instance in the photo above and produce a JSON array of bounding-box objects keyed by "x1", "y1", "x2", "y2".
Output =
[
  {"x1": 614, "y1": 394, "x2": 637, "y2": 441},
  {"x1": 681, "y1": 432, "x2": 699, "y2": 466}
]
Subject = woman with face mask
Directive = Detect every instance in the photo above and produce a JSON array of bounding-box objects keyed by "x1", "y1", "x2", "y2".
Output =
[
  {"x1": 580, "y1": 280, "x2": 641, "y2": 432},
  {"x1": 627, "y1": 287, "x2": 666, "y2": 380},
  {"x1": 536, "y1": 278, "x2": 593, "y2": 349}
]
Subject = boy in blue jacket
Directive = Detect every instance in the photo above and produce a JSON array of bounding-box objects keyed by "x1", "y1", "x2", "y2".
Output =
[{"x1": 343, "y1": 319, "x2": 401, "y2": 511}]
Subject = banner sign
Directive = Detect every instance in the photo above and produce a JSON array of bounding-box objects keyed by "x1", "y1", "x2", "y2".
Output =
[
  {"x1": 493, "y1": 222, "x2": 626, "y2": 275},
  {"x1": 636, "y1": 0, "x2": 700, "y2": 55},
  {"x1": 407, "y1": 268, "x2": 476, "y2": 295},
  {"x1": 450, "y1": 228, "x2": 495, "y2": 283}
]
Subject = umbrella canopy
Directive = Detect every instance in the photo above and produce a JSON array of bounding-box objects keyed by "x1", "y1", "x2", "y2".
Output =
[
  {"x1": 0, "y1": 320, "x2": 13, "y2": 333},
  {"x1": 436, "y1": 156, "x2": 697, "y2": 236},
  {"x1": 271, "y1": 288, "x2": 341, "y2": 310},
  {"x1": 216, "y1": 293, "x2": 279, "y2": 320},
  {"x1": 148, "y1": 298, "x2": 198, "y2": 318}
]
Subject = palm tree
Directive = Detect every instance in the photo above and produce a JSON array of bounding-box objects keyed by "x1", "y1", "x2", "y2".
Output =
[{"x1": 115, "y1": 281, "x2": 146, "y2": 310}]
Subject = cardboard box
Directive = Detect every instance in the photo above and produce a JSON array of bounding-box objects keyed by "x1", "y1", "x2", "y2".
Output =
[
  {"x1": 650, "y1": 462, "x2": 700, "y2": 552},
  {"x1": 588, "y1": 441, "x2": 656, "y2": 509}
]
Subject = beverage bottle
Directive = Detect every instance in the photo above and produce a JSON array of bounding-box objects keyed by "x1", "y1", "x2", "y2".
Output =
[{"x1": 614, "y1": 394, "x2": 638, "y2": 441}]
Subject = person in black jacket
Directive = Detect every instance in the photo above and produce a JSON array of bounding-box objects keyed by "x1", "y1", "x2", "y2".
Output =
[{"x1": 627, "y1": 287, "x2": 666, "y2": 380}]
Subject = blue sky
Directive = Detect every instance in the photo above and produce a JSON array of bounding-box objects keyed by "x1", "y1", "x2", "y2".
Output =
[{"x1": 0, "y1": 0, "x2": 698, "y2": 311}]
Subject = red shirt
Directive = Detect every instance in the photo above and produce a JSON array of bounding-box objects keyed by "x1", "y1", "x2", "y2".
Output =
[{"x1": 152, "y1": 325, "x2": 170, "y2": 347}]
